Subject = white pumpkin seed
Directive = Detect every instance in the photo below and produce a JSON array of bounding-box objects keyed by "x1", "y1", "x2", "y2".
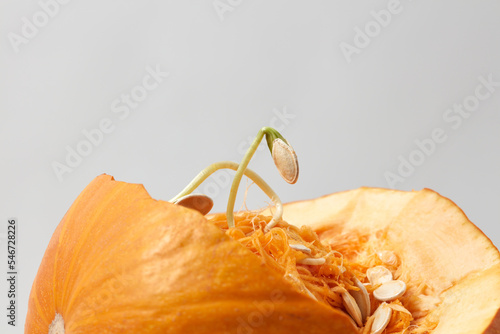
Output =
[
  {"x1": 272, "y1": 138, "x2": 299, "y2": 184},
  {"x1": 370, "y1": 302, "x2": 392, "y2": 334},
  {"x1": 366, "y1": 266, "x2": 393, "y2": 286},
  {"x1": 297, "y1": 257, "x2": 326, "y2": 265},
  {"x1": 373, "y1": 280, "x2": 407, "y2": 302},
  {"x1": 377, "y1": 250, "x2": 398, "y2": 266},
  {"x1": 173, "y1": 194, "x2": 213, "y2": 215},
  {"x1": 289, "y1": 243, "x2": 311, "y2": 254},
  {"x1": 341, "y1": 290, "x2": 363, "y2": 327},
  {"x1": 350, "y1": 277, "x2": 371, "y2": 323}
]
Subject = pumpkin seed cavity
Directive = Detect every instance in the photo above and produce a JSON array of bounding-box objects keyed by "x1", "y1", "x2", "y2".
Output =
[{"x1": 209, "y1": 213, "x2": 417, "y2": 333}]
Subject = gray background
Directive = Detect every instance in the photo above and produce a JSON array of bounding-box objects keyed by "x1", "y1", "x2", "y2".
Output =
[{"x1": 1, "y1": 0, "x2": 499, "y2": 332}]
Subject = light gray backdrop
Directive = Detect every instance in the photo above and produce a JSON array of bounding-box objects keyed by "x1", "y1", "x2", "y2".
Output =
[{"x1": 1, "y1": 0, "x2": 499, "y2": 332}]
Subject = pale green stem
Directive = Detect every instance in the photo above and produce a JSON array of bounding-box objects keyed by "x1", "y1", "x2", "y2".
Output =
[
  {"x1": 169, "y1": 162, "x2": 226, "y2": 202},
  {"x1": 226, "y1": 127, "x2": 276, "y2": 228},
  {"x1": 169, "y1": 161, "x2": 283, "y2": 228}
]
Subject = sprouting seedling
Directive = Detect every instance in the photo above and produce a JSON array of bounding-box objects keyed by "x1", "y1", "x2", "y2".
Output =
[
  {"x1": 170, "y1": 127, "x2": 298, "y2": 229},
  {"x1": 169, "y1": 161, "x2": 283, "y2": 228},
  {"x1": 226, "y1": 127, "x2": 298, "y2": 228}
]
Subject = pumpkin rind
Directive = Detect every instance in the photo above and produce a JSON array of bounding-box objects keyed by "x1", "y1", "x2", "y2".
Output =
[{"x1": 25, "y1": 175, "x2": 358, "y2": 333}]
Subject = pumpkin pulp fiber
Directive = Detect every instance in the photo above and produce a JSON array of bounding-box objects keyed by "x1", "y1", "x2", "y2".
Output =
[{"x1": 209, "y1": 212, "x2": 434, "y2": 334}]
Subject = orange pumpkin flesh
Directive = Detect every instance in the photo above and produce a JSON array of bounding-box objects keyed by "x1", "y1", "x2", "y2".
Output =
[{"x1": 25, "y1": 174, "x2": 500, "y2": 333}]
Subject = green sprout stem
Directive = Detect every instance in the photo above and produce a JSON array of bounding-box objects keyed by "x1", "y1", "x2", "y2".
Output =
[
  {"x1": 226, "y1": 127, "x2": 286, "y2": 228},
  {"x1": 169, "y1": 161, "x2": 283, "y2": 228}
]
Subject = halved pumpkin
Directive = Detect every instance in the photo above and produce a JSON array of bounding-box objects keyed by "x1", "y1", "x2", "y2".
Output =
[{"x1": 25, "y1": 174, "x2": 500, "y2": 333}]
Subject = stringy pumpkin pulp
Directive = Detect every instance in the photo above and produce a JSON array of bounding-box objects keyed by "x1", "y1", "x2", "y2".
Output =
[{"x1": 209, "y1": 212, "x2": 438, "y2": 334}]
